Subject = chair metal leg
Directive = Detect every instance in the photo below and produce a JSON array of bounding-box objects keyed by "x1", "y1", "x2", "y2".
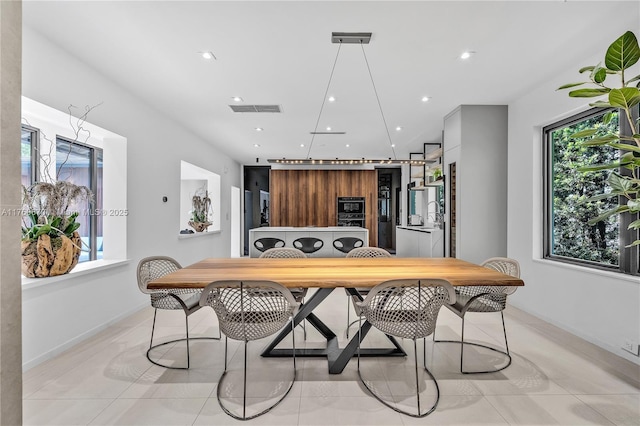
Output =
[
  {"x1": 216, "y1": 323, "x2": 298, "y2": 420},
  {"x1": 149, "y1": 308, "x2": 158, "y2": 350},
  {"x1": 414, "y1": 339, "x2": 421, "y2": 415},
  {"x1": 185, "y1": 314, "x2": 190, "y2": 369},
  {"x1": 434, "y1": 311, "x2": 512, "y2": 374},
  {"x1": 243, "y1": 340, "x2": 248, "y2": 420},
  {"x1": 146, "y1": 308, "x2": 221, "y2": 370},
  {"x1": 357, "y1": 332, "x2": 439, "y2": 417}
]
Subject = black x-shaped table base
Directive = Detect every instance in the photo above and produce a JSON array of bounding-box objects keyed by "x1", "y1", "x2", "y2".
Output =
[{"x1": 261, "y1": 287, "x2": 407, "y2": 374}]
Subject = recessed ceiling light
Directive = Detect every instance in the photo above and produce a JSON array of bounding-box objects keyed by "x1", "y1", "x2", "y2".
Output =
[
  {"x1": 328, "y1": 96, "x2": 336, "y2": 102},
  {"x1": 326, "y1": 126, "x2": 332, "y2": 131},
  {"x1": 255, "y1": 127, "x2": 263, "y2": 132},
  {"x1": 460, "y1": 51, "x2": 474, "y2": 60},
  {"x1": 253, "y1": 144, "x2": 260, "y2": 148},
  {"x1": 391, "y1": 144, "x2": 396, "y2": 148},
  {"x1": 421, "y1": 96, "x2": 430, "y2": 102},
  {"x1": 300, "y1": 144, "x2": 305, "y2": 147},
  {"x1": 345, "y1": 144, "x2": 350, "y2": 148},
  {"x1": 232, "y1": 96, "x2": 243, "y2": 102},
  {"x1": 395, "y1": 126, "x2": 402, "y2": 131},
  {"x1": 201, "y1": 51, "x2": 216, "y2": 60}
]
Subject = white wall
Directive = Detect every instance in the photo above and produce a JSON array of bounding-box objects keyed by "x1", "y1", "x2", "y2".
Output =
[
  {"x1": 21, "y1": 27, "x2": 241, "y2": 369},
  {"x1": 508, "y1": 21, "x2": 640, "y2": 363}
]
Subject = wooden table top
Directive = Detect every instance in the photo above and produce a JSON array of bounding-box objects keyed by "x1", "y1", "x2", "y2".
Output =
[{"x1": 148, "y1": 257, "x2": 524, "y2": 289}]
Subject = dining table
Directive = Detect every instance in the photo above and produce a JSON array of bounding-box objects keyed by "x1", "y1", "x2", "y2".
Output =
[{"x1": 148, "y1": 257, "x2": 524, "y2": 374}]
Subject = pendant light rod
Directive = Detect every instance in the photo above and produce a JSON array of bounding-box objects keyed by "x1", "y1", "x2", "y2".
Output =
[
  {"x1": 360, "y1": 41, "x2": 398, "y2": 160},
  {"x1": 305, "y1": 42, "x2": 343, "y2": 159}
]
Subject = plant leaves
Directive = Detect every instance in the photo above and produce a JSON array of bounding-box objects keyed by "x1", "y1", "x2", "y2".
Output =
[
  {"x1": 580, "y1": 135, "x2": 620, "y2": 146},
  {"x1": 605, "y1": 31, "x2": 640, "y2": 71},
  {"x1": 609, "y1": 87, "x2": 640, "y2": 109},
  {"x1": 625, "y1": 239, "x2": 640, "y2": 248},
  {"x1": 602, "y1": 111, "x2": 614, "y2": 125},
  {"x1": 63, "y1": 221, "x2": 80, "y2": 236},
  {"x1": 579, "y1": 65, "x2": 595, "y2": 73},
  {"x1": 557, "y1": 82, "x2": 585, "y2": 90},
  {"x1": 608, "y1": 143, "x2": 640, "y2": 153},
  {"x1": 628, "y1": 219, "x2": 640, "y2": 230},
  {"x1": 587, "y1": 205, "x2": 629, "y2": 225},
  {"x1": 589, "y1": 100, "x2": 613, "y2": 108},
  {"x1": 592, "y1": 66, "x2": 607, "y2": 83},
  {"x1": 578, "y1": 161, "x2": 624, "y2": 171},
  {"x1": 629, "y1": 74, "x2": 640, "y2": 84},
  {"x1": 627, "y1": 199, "x2": 640, "y2": 212},
  {"x1": 569, "y1": 88, "x2": 610, "y2": 98},
  {"x1": 608, "y1": 172, "x2": 635, "y2": 192},
  {"x1": 583, "y1": 192, "x2": 619, "y2": 202},
  {"x1": 570, "y1": 128, "x2": 598, "y2": 138}
]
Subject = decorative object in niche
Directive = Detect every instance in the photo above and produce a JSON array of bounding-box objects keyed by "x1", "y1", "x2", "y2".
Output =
[
  {"x1": 188, "y1": 189, "x2": 212, "y2": 232},
  {"x1": 180, "y1": 161, "x2": 221, "y2": 235},
  {"x1": 21, "y1": 104, "x2": 98, "y2": 277}
]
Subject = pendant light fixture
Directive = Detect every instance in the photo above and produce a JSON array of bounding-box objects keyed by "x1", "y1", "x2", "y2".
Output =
[{"x1": 268, "y1": 32, "x2": 426, "y2": 167}]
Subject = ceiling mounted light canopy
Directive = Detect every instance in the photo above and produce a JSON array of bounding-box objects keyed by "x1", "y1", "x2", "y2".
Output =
[{"x1": 268, "y1": 32, "x2": 422, "y2": 166}]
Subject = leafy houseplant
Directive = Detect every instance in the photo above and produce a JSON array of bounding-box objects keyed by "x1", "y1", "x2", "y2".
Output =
[
  {"x1": 21, "y1": 182, "x2": 92, "y2": 277},
  {"x1": 558, "y1": 31, "x2": 640, "y2": 248},
  {"x1": 188, "y1": 189, "x2": 212, "y2": 232},
  {"x1": 21, "y1": 104, "x2": 96, "y2": 277}
]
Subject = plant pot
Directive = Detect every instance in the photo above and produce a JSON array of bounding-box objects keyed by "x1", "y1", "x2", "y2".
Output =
[
  {"x1": 21, "y1": 232, "x2": 82, "y2": 278},
  {"x1": 188, "y1": 221, "x2": 211, "y2": 232}
]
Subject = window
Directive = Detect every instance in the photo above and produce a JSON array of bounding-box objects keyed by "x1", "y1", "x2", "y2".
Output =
[
  {"x1": 21, "y1": 126, "x2": 38, "y2": 186},
  {"x1": 543, "y1": 108, "x2": 638, "y2": 275},
  {"x1": 56, "y1": 137, "x2": 103, "y2": 262}
]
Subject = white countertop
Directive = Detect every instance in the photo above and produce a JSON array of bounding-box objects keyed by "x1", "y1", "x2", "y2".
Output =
[
  {"x1": 250, "y1": 226, "x2": 367, "y2": 232},
  {"x1": 397, "y1": 225, "x2": 443, "y2": 233}
]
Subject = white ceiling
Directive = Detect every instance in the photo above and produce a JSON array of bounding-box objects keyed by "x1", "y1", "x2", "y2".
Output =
[{"x1": 23, "y1": 1, "x2": 637, "y2": 165}]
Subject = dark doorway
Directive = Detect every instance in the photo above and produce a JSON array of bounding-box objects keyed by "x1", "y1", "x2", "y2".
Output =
[
  {"x1": 243, "y1": 166, "x2": 270, "y2": 255},
  {"x1": 377, "y1": 167, "x2": 401, "y2": 251}
]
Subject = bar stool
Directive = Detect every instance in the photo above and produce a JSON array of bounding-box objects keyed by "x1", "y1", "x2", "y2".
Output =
[
  {"x1": 253, "y1": 237, "x2": 285, "y2": 253},
  {"x1": 292, "y1": 237, "x2": 324, "y2": 254}
]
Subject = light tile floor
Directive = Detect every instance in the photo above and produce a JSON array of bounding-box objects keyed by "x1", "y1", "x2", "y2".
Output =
[{"x1": 23, "y1": 289, "x2": 640, "y2": 425}]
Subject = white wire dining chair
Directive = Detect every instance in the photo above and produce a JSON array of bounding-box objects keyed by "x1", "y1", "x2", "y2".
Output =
[
  {"x1": 433, "y1": 257, "x2": 520, "y2": 373},
  {"x1": 200, "y1": 280, "x2": 299, "y2": 420},
  {"x1": 344, "y1": 247, "x2": 391, "y2": 338},
  {"x1": 355, "y1": 278, "x2": 456, "y2": 417},
  {"x1": 136, "y1": 256, "x2": 220, "y2": 369}
]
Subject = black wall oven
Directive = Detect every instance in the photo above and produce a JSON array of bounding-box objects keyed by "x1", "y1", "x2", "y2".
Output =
[{"x1": 337, "y1": 197, "x2": 365, "y2": 227}]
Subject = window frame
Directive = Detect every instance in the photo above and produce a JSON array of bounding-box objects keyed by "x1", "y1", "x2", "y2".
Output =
[
  {"x1": 21, "y1": 125, "x2": 40, "y2": 185},
  {"x1": 55, "y1": 135, "x2": 103, "y2": 263},
  {"x1": 543, "y1": 107, "x2": 639, "y2": 276}
]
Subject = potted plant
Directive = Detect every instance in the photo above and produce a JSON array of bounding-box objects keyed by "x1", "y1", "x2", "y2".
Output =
[
  {"x1": 188, "y1": 189, "x2": 212, "y2": 232},
  {"x1": 21, "y1": 104, "x2": 97, "y2": 277},
  {"x1": 21, "y1": 182, "x2": 92, "y2": 277},
  {"x1": 558, "y1": 30, "x2": 640, "y2": 248}
]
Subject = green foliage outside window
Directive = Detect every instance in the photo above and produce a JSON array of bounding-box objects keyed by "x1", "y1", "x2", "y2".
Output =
[{"x1": 550, "y1": 111, "x2": 619, "y2": 265}]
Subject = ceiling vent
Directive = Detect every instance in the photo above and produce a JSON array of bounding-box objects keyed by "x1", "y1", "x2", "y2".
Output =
[{"x1": 229, "y1": 105, "x2": 282, "y2": 113}]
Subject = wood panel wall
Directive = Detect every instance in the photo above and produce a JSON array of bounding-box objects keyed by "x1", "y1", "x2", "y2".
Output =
[{"x1": 270, "y1": 169, "x2": 378, "y2": 247}]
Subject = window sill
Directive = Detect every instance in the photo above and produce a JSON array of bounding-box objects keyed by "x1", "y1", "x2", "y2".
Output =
[
  {"x1": 21, "y1": 259, "x2": 130, "y2": 290},
  {"x1": 178, "y1": 230, "x2": 221, "y2": 239},
  {"x1": 533, "y1": 258, "x2": 639, "y2": 283}
]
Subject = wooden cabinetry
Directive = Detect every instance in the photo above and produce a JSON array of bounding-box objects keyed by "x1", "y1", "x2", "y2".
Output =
[
  {"x1": 442, "y1": 105, "x2": 507, "y2": 264},
  {"x1": 270, "y1": 169, "x2": 378, "y2": 247}
]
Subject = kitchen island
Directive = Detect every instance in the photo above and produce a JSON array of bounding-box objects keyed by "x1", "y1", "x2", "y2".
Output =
[
  {"x1": 249, "y1": 226, "x2": 369, "y2": 258},
  {"x1": 396, "y1": 226, "x2": 444, "y2": 257}
]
